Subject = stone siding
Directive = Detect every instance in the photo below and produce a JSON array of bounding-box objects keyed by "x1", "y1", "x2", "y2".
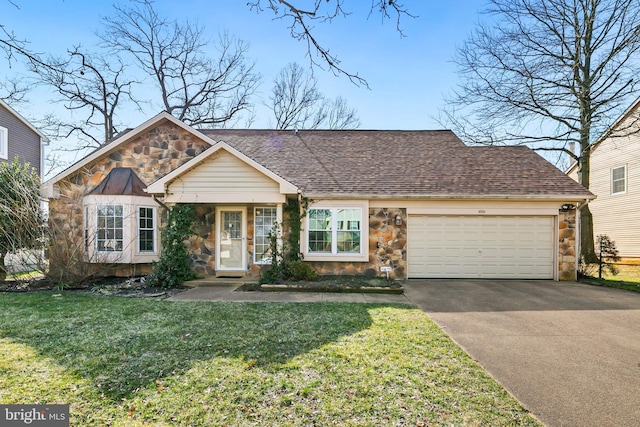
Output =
[
  {"x1": 558, "y1": 208, "x2": 577, "y2": 280},
  {"x1": 48, "y1": 120, "x2": 211, "y2": 275},
  {"x1": 307, "y1": 208, "x2": 407, "y2": 279}
]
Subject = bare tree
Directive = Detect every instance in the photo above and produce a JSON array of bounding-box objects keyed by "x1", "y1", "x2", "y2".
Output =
[
  {"x1": 31, "y1": 47, "x2": 138, "y2": 149},
  {"x1": 444, "y1": 0, "x2": 640, "y2": 261},
  {"x1": 247, "y1": 1, "x2": 414, "y2": 87},
  {"x1": 1, "y1": 22, "x2": 55, "y2": 72},
  {"x1": 100, "y1": 0, "x2": 259, "y2": 128},
  {"x1": 0, "y1": 77, "x2": 30, "y2": 104},
  {"x1": 270, "y1": 62, "x2": 359, "y2": 129}
]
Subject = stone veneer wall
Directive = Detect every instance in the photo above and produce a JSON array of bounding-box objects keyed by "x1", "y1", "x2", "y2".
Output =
[
  {"x1": 306, "y1": 208, "x2": 407, "y2": 280},
  {"x1": 48, "y1": 120, "x2": 211, "y2": 276},
  {"x1": 186, "y1": 204, "x2": 268, "y2": 277},
  {"x1": 558, "y1": 208, "x2": 577, "y2": 280},
  {"x1": 183, "y1": 205, "x2": 409, "y2": 280}
]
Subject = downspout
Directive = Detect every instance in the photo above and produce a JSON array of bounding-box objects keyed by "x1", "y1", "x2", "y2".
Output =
[{"x1": 152, "y1": 194, "x2": 170, "y2": 211}]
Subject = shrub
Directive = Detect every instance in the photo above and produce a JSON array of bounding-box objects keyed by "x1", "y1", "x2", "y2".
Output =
[
  {"x1": 579, "y1": 234, "x2": 620, "y2": 279},
  {"x1": 288, "y1": 260, "x2": 316, "y2": 281},
  {"x1": 259, "y1": 218, "x2": 317, "y2": 284},
  {"x1": 595, "y1": 234, "x2": 620, "y2": 278},
  {"x1": 147, "y1": 204, "x2": 197, "y2": 288},
  {"x1": 0, "y1": 158, "x2": 44, "y2": 281}
]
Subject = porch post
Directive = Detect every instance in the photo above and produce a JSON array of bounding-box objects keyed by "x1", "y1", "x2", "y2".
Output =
[{"x1": 276, "y1": 203, "x2": 283, "y2": 262}]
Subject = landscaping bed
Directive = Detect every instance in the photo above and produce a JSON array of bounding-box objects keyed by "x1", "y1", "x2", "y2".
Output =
[
  {"x1": 0, "y1": 276, "x2": 187, "y2": 298},
  {"x1": 239, "y1": 275, "x2": 404, "y2": 293}
]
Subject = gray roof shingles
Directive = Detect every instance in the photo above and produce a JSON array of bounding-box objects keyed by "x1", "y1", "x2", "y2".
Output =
[{"x1": 196, "y1": 129, "x2": 591, "y2": 198}]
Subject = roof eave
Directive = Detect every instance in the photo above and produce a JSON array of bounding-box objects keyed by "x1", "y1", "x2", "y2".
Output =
[
  {"x1": 42, "y1": 112, "x2": 218, "y2": 186},
  {"x1": 302, "y1": 192, "x2": 596, "y2": 201},
  {"x1": 0, "y1": 99, "x2": 49, "y2": 142}
]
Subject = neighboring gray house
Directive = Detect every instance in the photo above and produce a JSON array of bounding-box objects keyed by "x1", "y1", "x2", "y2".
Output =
[{"x1": 0, "y1": 99, "x2": 48, "y2": 179}]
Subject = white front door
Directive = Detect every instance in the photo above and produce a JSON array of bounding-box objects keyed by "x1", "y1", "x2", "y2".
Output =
[{"x1": 216, "y1": 208, "x2": 246, "y2": 273}]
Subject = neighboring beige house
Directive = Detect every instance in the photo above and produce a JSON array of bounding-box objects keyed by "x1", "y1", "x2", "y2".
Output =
[
  {"x1": 42, "y1": 112, "x2": 593, "y2": 281},
  {"x1": 567, "y1": 97, "x2": 640, "y2": 260}
]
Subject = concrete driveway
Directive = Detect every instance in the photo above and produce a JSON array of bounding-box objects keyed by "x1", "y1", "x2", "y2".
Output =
[{"x1": 403, "y1": 280, "x2": 640, "y2": 427}]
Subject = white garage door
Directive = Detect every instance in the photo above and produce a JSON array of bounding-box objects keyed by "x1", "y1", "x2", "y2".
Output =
[{"x1": 408, "y1": 215, "x2": 555, "y2": 279}]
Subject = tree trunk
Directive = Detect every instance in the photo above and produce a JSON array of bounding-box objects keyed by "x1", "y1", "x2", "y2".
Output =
[
  {"x1": 578, "y1": 137, "x2": 597, "y2": 262},
  {"x1": 580, "y1": 205, "x2": 597, "y2": 263},
  {"x1": 0, "y1": 251, "x2": 7, "y2": 282}
]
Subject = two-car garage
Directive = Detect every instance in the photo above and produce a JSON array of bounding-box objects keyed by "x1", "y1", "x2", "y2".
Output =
[{"x1": 407, "y1": 215, "x2": 556, "y2": 279}]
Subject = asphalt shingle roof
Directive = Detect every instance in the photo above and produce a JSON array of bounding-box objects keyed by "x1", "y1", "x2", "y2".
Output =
[{"x1": 198, "y1": 129, "x2": 592, "y2": 199}]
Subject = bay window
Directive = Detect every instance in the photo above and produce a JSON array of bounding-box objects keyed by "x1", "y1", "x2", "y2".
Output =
[
  {"x1": 138, "y1": 207, "x2": 155, "y2": 252},
  {"x1": 97, "y1": 205, "x2": 124, "y2": 252},
  {"x1": 83, "y1": 195, "x2": 159, "y2": 264}
]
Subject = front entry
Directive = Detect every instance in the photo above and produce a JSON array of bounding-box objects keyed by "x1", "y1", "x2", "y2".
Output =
[{"x1": 216, "y1": 208, "x2": 247, "y2": 275}]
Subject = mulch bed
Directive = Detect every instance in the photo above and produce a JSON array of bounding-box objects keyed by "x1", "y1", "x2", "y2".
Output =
[
  {"x1": 0, "y1": 276, "x2": 187, "y2": 298},
  {"x1": 236, "y1": 276, "x2": 404, "y2": 293}
]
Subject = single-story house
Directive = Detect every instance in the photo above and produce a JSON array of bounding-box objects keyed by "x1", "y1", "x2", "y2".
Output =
[{"x1": 41, "y1": 112, "x2": 593, "y2": 281}]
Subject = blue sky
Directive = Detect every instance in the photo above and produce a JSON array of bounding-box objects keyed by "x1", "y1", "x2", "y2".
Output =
[{"x1": 3, "y1": 1, "x2": 488, "y2": 170}]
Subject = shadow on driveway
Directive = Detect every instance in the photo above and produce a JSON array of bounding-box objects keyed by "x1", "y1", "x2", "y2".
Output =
[
  {"x1": 404, "y1": 279, "x2": 640, "y2": 427},
  {"x1": 404, "y1": 279, "x2": 640, "y2": 312}
]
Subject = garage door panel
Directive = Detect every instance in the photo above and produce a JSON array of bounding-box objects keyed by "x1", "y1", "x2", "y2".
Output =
[{"x1": 408, "y1": 215, "x2": 555, "y2": 279}]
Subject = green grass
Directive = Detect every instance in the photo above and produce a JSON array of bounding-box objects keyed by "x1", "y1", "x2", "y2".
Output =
[
  {"x1": 0, "y1": 293, "x2": 540, "y2": 426},
  {"x1": 581, "y1": 264, "x2": 640, "y2": 293},
  {"x1": 5, "y1": 270, "x2": 42, "y2": 281}
]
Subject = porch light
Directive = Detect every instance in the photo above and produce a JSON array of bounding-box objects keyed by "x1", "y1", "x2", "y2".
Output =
[
  {"x1": 560, "y1": 204, "x2": 575, "y2": 211},
  {"x1": 394, "y1": 215, "x2": 403, "y2": 225}
]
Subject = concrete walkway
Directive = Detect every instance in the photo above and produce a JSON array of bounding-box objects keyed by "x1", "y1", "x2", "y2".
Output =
[
  {"x1": 168, "y1": 283, "x2": 412, "y2": 304},
  {"x1": 168, "y1": 279, "x2": 640, "y2": 426}
]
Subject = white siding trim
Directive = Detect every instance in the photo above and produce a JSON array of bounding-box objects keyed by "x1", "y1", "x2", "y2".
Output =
[
  {"x1": 0, "y1": 126, "x2": 7, "y2": 159},
  {"x1": 301, "y1": 200, "x2": 369, "y2": 262},
  {"x1": 610, "y1": 164, "x2": 627, "y2": 195}
]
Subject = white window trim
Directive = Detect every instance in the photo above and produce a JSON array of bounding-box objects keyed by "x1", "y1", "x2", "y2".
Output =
[
  {"x1": 253, "y1": 206, "x2": 278, "y2": 265},
  {"x1": 0, "y1": 126, "x2": 8, "y2": 160},
  {"x1": 96, "y1": 204, "x2": 125, "y2": 253},
  {"x1": 137, "y1": 206, "x2": 157, "y2": 254},
  {"x1": 302, "y1": 200, "x2": 369, "y2": 262},
  {"x1": 611, "y1": 164, "x2": 627, "y2": 195},
  {"x1": 83, "y1": 194, "x2": 159, "y2": 264}
]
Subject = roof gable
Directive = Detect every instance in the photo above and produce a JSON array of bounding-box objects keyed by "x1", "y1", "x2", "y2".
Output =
[
  {"x1": 567, "y1": 95, "x2": 640, "y2": 175},
  {"x1": 42, "y1": 112, "x2": 215, "y2": 187},
  {"x1": 146, "y1": 141, "x2": 298, "y2": 196}
]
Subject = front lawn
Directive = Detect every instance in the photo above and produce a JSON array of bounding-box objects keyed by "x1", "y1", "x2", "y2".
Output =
[
  {"x1": 0, "y1": 293, "x2": 540, "y2": 426},
  {"x1": 580, "y1": 263, "x2": 640, "y2": 293}
]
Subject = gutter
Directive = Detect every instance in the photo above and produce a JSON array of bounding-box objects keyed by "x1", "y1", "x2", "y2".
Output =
[{"x1": 301, "y1": 193, "x2": 597, "y2": 201}]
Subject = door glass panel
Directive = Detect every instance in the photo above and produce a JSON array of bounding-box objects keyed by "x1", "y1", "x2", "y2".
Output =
[{"x1": 220, "y1": 211, "x2": 243, "y2": 269}]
